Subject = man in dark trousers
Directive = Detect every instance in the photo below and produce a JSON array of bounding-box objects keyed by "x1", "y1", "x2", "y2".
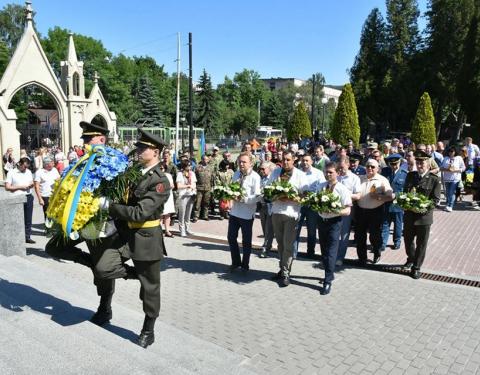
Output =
[
  {"x1": 108, "y1": 129, "x2": 171, "y2": 348},
  {"x1": 46, "y1": 121, "x2": 135, "y2": 326},
  {"x1": 381, "y1": 154, "x2": 408, "y2": 250},
  {"x1": 403, "y1": 150, "x2": 441, "y2": 279}
]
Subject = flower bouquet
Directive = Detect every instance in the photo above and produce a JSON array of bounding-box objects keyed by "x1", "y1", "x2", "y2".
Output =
[
  {"x1": 213, "y1": 181, "x2": 245, "y2": 211},
  {"x1": 262, "y1": 180, "x2": 299, "y2": 202},
  {"x1": 302, "y1": 190, "x2": 343, "y2": 214},
  {"x1": 46, "y1": 144, "x2": 142, "y2": 241},
  {"x1": 394, "y1": 189, "x2": 434, "y2": 214}
]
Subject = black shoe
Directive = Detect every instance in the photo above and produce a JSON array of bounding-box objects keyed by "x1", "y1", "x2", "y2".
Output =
[
  {"x1": 25, "y1": 238, "x2": 36, "y2": 244},
  {"x1": 279, "y1": 276, "x2": 290, "y2": 287},
  {"x1": 259, "y1": 249, "x2": 268, "y2": 258},
  {"x1": 403, "y1": 261, "x2": 414, "y2": 269},
  {"x1": 137, "y1": 330, "x2": 155, "y2": 348},
  {"x1": 379, "y1": 247, "x2": 386, "y2": 252},
  {"x1": 241, "y1": 265, "x2": 249, "y2": 272},
  {"x1": 123, "y1": 264, "x2": 138, "y2": 280},
  {"x1": 90, "y1": 308, "x2": 112, "y2": 326},
  {"x1": 192, "y1": 218, "x2": 198, "y2": 223},
  {"x1": 411, "y1": 269, "x2": 421, "y2": 279},
  {"x1": 270, "y1": 271, "x2": 282, "y2": 280},
  {"x1": 392, "y1": 244, "x2": 401, "y2": 250},
  {"x1": 306, "y1": 252, "x2": 315, "y2": 259},
  {"x1": 358, "y1": 259, "x2": 368, "y2": 267},
  {"x1": 229, "y1": 264, "x2": 240, "y2": 272},
  {"x1": 320, "y1": 283, "x2": 332, "y2": 295},
  {"x1": 373, "y1": 254, "x2": 381, "y2": 264}
]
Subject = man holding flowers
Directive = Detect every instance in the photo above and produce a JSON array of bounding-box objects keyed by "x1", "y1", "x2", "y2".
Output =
[
  {"x1": 267, "y1": 151, "x2": 306, "y2": 287},
  {"x1": 313, "y1": 161, "x2": 352, "y2": 295},
  {"x1": 402, "y1": 150, "x2": 441, "y2": 279},
  {"x1": 45, "y1": 121, "x2": 134, "y2": 327},
  {"x1": 227, "y1": 152, "x2": 262, "y2": 272},
  {"x1": 107, "y1": 129, "x2": 171, "y2": 348}
]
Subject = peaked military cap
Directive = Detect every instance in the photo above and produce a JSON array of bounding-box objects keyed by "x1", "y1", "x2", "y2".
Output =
[
  {"x1": 414, "y1": 150, "x2": 429, "y2": 160},
  {"x1": 80, "y1": 121, "x2": 109, "y2": 138},
  {"x1": 349, "y1": 152, "x2": 363, "y2": 162},
  {"x1": 135, "y1": 128, "x2": 167, "y2": 150},
  {"x1": 385, "y1": 153, "x2": 402, "y2": 163}
]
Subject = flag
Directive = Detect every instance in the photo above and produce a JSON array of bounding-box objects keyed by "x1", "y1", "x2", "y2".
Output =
[{"x1": 197, "y1": 131, "x2": 206, "y2": 160}]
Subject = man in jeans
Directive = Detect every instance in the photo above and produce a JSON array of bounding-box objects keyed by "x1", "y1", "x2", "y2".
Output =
[
  {"x1": 227, "y1": 152, "x2": 261, "y2": 272},
  {"x1": 294, "y1": 154, "x2": 325, "y2": 258},
  {"x1": 268, "y1": 151, "x2": 306, "y2": 287}
]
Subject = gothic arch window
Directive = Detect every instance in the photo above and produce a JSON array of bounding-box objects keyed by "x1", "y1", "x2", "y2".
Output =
[{"x1": 72, "y1": 72, "x2": 80, "y2": 96}]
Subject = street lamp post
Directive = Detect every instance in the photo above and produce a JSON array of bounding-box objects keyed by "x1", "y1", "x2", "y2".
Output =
[
  {"x1": 321, "y1": 97, "x2": 328, "y2": 137},
  {"x1": 181, "y1": 116, "x2": 186, "y2": 151}
]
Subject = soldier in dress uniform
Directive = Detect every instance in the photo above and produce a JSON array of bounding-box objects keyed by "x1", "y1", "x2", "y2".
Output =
[
  {"x1": 108, "y1": 129, "x2": 171, "y2": 348},
  {"x1": 46, "y1": 121, "x2": 135, "y2": 327},
  {"x1": 402, "y1": 150, "x2": 441, "y2": 279}
]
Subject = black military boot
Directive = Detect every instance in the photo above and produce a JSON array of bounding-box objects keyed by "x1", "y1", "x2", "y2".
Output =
[
  {"x1": 90, "y1": 295, "x2": 112, "y2": 326},
  {"x1": 137, "y1": 315, "x2": 156, "y2": 348}
]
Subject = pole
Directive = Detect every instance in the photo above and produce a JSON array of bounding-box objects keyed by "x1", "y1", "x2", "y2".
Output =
[
  {"x1": 257, "y1": 100, "x2": 261, "y2": 128},
  {"x1": 311, "y1": 74, "x2": 316, "y2": 135},
  {"x1": 322, "y1": 103, "x2": 326, "y2": 137},
  {"x1": 175, "y1": 32, "x2": 181, "y2": 156},
  {"x1": 188, "y1": 32, "x2": 194, "y2": 156}
]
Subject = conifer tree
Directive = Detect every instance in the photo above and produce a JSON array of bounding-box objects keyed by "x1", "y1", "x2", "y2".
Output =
[
  {"x1": 331, "y1": 84, "x2": 360, "y2": 146},
  {"x1": 136, "y1": 75, "x2": 163, "y2": 126},
  {"x1": 196, "y1": 69, "x2": 217, "y2": 136},
  {"x1": 411, "y1": 92, "x2": 436, "y2": 145},
  {"x1": 0, "y1": 39, "x2": 9, "y2": 76},
  {"x1": 262, "y1": 93, "x2": 284, "y2": 129},
  {"x1": 287, "y1": 101, "x2": 311, "y2": 141}
]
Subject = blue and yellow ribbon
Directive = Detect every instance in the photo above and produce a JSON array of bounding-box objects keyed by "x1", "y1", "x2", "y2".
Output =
[{"x1": 48, "y1": 144, "x2": 106, "y2": 237}]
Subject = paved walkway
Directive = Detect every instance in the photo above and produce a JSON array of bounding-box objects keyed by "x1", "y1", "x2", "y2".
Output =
[
  {"x1": 21, "y1": 203, "x2": 480, "y2": 374},
  {"x1": 184, "y1": 200, "x2": 480, "y2": 280}
]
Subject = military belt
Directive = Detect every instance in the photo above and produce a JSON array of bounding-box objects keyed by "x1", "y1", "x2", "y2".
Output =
[{"x1": 127, "y1": 219, "x2": 161, "y2": 229}]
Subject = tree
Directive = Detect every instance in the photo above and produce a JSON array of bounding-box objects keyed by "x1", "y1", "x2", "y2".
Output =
[
  {"x1": 424, "y1": 0, "x2": 475, "y2": 134},
  {"x1": 331, "y1": 84, "x2": 360, "y2": 146},
  {"x1": 0, "y1": 3, "x2": 36, "y2": 51},
  {"x1": 350, "y1": 8, "x2": 389, "y2": 138},
  {"x1": 0, "y1": 39, "x2": 9, "y2": 76},
  {"x1": 261, "y1": 92, "x2": 284, "y2": 129},
  {"x1": 288, "y1": 101, "x2": 311, "y2": 141},
  {"x1": 383, "y1": 0, "x2": 423, "y2": 132},
  {"x1": 196, "y1": 69, "x2": 217, "y2": 136},
  {"x1": 231, "y1": 106, "x2": 258, "y2": 135},
  {"x1": 135, "y1": 75, "x2": 163, "y2": 126},
  {"x1": 458, "y1": 2, "x2": 480, "y2": 137},
  {"x1": 411, "y1": 92, "x2": 437, "y2": 145}
]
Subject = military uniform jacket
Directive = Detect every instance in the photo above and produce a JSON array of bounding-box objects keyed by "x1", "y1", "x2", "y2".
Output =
[
  {"x1": 381, "y1": 167, "x2": 407, "y2": 213},
  {"x1": 195, "y1": 163, "x2": 214, "y2": 190},
  {"x1": 109, "y1": 163, "x2": 171, "y2": 261},
  {"x1": 403, "y1": 171, "x2": 441, "y2": 226}
]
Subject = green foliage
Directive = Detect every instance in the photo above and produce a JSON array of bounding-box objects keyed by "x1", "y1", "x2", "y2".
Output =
[
  {"x1": 196, "y1": 69, "x2": 217, "y2": 136},
  {"x1": 0, "y1": 39, "x2": 9, "y2": 76},
  {"x1": 261, "y1": 92, "x2": 284, "y2": 129},
  {"x1": 288, "y1": 101, "x2": 311, "y2": 141},
  {"x1": 331, "y1": 84, "x2": 360, "y2": 146},
  {"x1": 0, "y1": 3, "x2": 36, "y2": 50},
  {"x1": 135, "y1": 75, "x2": 164, "y2": 126},
  {"x1": 457, "y1": 3, "x2": 480, "y2": 135},
  {"x1": 231, "y1": 106, "x2": 258, "y2": 135},
  {"x1": 411, "y1": 92, "x2": 437, "y2": 145}
]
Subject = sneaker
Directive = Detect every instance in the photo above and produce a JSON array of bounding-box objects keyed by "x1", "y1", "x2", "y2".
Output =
[
  {"x1": 259, "y1": 249, "x2": 268, "y2": 258},
  {"x1": 186, "y1": 230, "x2": 195, "y2": 236},
  {"x1": 445, "y1": 206, "x2": 453, "y2": 212},
  {"x1": 180, "y1": 232, "x2": 187, "y2": 237}
]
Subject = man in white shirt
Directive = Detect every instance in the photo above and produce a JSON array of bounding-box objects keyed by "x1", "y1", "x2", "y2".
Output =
[
  {"x1": 268, "y1": 151, "x2": 306, "y2": 287},
  {"x1": 315, "y1": 162, "x2": 352, "y2": 295},
  {"x1": 228, "y1": 152, "x2": 262, "y2": 272},
  {"x1": 336, "y1": 156, "x2": 361, "y2": 266},
  {"x1": 356, "y1": 159, "x2": 394, "y2": 265},
  {"x1": 294, "y1": 154, "x2": 325, "y2": 258},
  {"x1": 34, "y1": 156, "x2": 60, "y2": 219},
  {"x1": 465, "y1": 137, "x2": 480, "y2": 167},
  {"x1": 5, "y1": 157, "x2": 35, "y2": 243}
]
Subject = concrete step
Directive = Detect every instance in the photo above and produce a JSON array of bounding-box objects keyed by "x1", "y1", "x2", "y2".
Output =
[
  {"x1": 0, "y1": 289, "x2": 147, "y2": 375},
  {"x1": 0, "y1": 255, "x2": 256, "y2": 374}
]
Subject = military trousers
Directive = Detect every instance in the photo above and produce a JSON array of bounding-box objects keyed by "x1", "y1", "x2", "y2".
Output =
[
  {"x1": 194, "y1": 190, "x2": 211, "y2": 219},
  {"x1": 272, "y1": 213, "x2": 299, "y2": 277},
  {"x1": 45, "y1": 233, "x2": 129, "y2": 297},
  {"x1": 133, "y1": 259, "x2": 161, "y2": 318},
  {"x1": 404, "y1": 222, "x2": 431, "y2": 270}
]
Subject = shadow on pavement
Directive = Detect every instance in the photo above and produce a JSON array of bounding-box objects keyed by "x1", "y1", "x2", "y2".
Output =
[{"x1": 0, "y1": 278, "x2": 137, "y2": 341}]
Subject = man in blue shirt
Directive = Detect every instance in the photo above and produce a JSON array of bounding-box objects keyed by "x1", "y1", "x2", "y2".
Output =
[{"x1": 381, "y1": 154, "x2": 407, "y2": 250}]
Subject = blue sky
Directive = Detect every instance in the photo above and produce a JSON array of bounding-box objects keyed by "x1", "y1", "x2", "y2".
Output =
[{"x1": 19, "y1": 0, "x2": 427, "y2": 85}]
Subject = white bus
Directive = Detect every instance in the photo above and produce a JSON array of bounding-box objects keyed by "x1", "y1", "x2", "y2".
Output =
[{"x1": 255, "y1": 126, "x2": 283, "y2": 141}]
